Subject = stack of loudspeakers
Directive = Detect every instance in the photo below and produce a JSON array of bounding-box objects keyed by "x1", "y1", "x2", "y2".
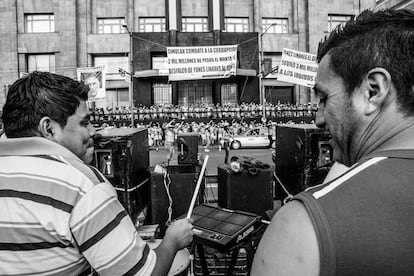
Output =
[
  {"x1": 275, "y1": 124, "x2": 333, "y2": 200},
  {"x1": 177, "y1": 133, "x2": 199, "y2": 165},
  {"x1": 149, "y1": 164, "x2": 205, "y2": 235},
  {"x1": 93, "y1": 127, "x2": 149, "y2": 223},
  {"x1": 217, "y1": 163, "x2": 274, "y2": 218}
]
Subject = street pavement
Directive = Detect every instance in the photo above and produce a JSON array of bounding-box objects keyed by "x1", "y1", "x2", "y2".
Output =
[{"x1": 149, "y1": 145, "x2": 273, "y2": 176}]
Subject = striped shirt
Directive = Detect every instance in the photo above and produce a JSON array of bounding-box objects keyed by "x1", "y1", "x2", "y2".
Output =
[{"x1": 0, "y1": 137, "x2": 156, "y2": 275}]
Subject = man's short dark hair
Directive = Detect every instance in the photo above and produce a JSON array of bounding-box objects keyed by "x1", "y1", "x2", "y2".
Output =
[
  {"x1": 1, "y1": 71, "x2": 89, "y2": 138},
  {"x1": 317, "y1": 9, "x2": 414, "y2": 115}
]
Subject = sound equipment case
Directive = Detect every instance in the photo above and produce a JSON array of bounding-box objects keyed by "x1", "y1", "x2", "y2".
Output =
[
  {"x1": 275, "y1": 124, "x2": 332, "y2": 199},
  {"x1": 93, "y1": 128, "x2": 150, "y2": 222},
  {"x1": 149, "y1": 164, "x2": 205, "y2": 234},
  {"x1": 177, "y1": 133, "x2": 199, "y2": 164},
  {"x1": 217, "y1": 164, "x2": 274, "y2": 218}
]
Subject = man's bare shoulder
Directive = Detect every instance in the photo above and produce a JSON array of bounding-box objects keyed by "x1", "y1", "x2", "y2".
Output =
[{"x1": 251, "y1": 200, "x2": 320, "y2": 276}]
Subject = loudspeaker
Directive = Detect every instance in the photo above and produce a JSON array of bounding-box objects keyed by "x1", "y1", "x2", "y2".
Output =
[
  {"x1": 217, "y1": 164, "x2": 274, "y2": 218},
  {"x1": 275, "y1": 124, "x2": 333, "y2": 200},
  {"x1": 93, "y1": 127, "x2": 150, "y2": 222},
  {"x1": 177, "y1": 133, "x2": 199, "y2": 164},
  {"x1": 149, "y1": 164, "x2": 204, "y2": 234}
]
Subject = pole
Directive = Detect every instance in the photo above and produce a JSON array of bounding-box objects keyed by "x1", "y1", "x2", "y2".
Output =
[
  {"x1": 259, "y1": 23, "x2": 276, "y2": 123},
  {"x1": 258, "y1": 31, "x2": 266, "y2": 123},
  {"x1": 128, "y1": 30, "x2": 134, "y2": 127},
  {"x1": 123, "y1": 24, "x2": 135, "y2": 127}
]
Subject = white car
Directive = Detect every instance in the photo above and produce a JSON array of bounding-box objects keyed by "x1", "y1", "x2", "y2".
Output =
[{"x1": 227, "y1": 127, "x2": 273, "y2": 149}]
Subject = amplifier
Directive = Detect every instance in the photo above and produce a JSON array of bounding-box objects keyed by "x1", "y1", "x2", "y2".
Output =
[
  {"x1": 218, "y1": 163, "x2": 274, "y2": 218},
  {"x1": 275, "y1": 124, "x2": 333, "y2": 199},
  {"x1": 93, "y1": 127, "x2": 150, "y2": 222},
  {"x1": 149, "y1": 164, "x2": 204, "y2": 235},
  {"x1": 177, "y1": 133, "x2": 199, "y2": 164}
]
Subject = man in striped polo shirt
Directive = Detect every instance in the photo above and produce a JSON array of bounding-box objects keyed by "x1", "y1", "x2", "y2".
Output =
[
  {"x1": 0, "y1": 71, "x2": 193, "y2": 275},
  {"x1": 252, "y1": 9, "x2": 414, "y2": 276}
]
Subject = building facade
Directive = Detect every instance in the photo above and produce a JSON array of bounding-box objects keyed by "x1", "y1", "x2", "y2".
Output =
[
  {"x1": 375, "y1": 0, "x2": 414, "y2": 10},
  {"x1": 0, "y1": 0, "x2": 378, "y2": 110}
]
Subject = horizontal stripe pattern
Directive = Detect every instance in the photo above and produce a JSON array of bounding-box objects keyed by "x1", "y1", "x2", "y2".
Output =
[
  {"x1": 0, "y1": 145, "x2": 154, "y2": 276},
  {"x1": 79, "y1": 210, "x2": 128, "y2": 252},
  {"x1": 0, "y1": 223, "x2": 68, "y2": 244},
  {"x1": 0, "y1": 189, "x2": 73, "y2": 213},
  {"x1": 81, "y1": 217, "x2": 156, "y2": 275},
  {"x1": 0, "y1": 241, "x2": 72, "y2": 251},
  {"x1": 0, "y1": 245, "x2": 87, "y2": 275}
]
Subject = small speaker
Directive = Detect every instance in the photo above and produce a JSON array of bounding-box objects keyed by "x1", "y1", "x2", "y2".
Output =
[
  {"x1": 149, "y1": 164, "x2": 204, "y2": 235},
  {"x1": 93, "y1": 127, "x2": 150, "y2": 223},
  {"x1": 177, "y1": 133, "x2": 199, "y2": 164},
  {"x1": 218, "y1": 164, "x2": 274, "y2": 218},
  {"x1": 275, "y1": 124, "x2": 332, "y2": 200}
]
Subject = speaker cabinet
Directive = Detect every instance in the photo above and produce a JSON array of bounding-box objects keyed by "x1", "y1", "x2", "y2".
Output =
[
  {"x1": 275, "y1": 124, "x2": 332, "y2": 200},
  {"x1": 93, "y1": 127, "x2": 150, "y2": 222},
  {"x1": 217, "y1": 164, "x2": 274, "y2": 218},
  {"x1": 149, "y1": 164, "x2": 204, "y2": 234},
  {"x1": 177, "y1": 133, "x2": 199, "y2": 165}
]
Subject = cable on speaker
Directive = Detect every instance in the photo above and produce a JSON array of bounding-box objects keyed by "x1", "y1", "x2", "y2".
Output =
[{"x1": 163, "y1": 171, "x2": 173, "y2": 227}]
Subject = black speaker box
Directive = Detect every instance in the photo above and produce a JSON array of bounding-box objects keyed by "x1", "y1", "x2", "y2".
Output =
[
  {"x1": 177, "y1": 133, "x2": 199, "y2": 164},
  {"x1": 93, "y1": 127, "x2": 150, "y2": 222},
  {"x1": 275, "y1": 124, "x2": 332, "y2": 200},
  {"x1": 217, "y1": 164, "x2": 274, "y2": 218},
  {"x1": 149, "y1": 164, "x2": 204, "y2": 234}
]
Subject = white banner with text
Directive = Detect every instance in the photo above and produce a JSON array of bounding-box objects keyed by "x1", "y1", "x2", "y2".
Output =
[
  {"x1": 277, "y1": 48, "x2": 318, "y2": 87},
  {"x1": 167, "y1": 45, "x2": 238, "y2": 81}
]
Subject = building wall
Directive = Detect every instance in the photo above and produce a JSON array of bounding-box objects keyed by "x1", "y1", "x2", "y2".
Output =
[
  {"x1": 375, "y1": 0, "x2": 414, "y2": 10},
  {"x1": 0, "y1": 0, "x2": 19, "y2": 106},
  {"x1": 0, "y1": 0, "x2": 378, "y2": 110}
]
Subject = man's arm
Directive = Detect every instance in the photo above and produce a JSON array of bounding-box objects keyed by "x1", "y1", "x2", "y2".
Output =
[
  {"x1": 251, "y1": 200, "x2": 320, "y2": 276},
  {"x1": 70, "y1": 182, "x2": 193, "y2": 276},
  {"x1": 151, "y1": 219, "x2": 193, "y2": 276}
]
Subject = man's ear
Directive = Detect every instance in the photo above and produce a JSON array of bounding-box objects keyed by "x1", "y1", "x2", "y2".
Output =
[
  {"x1": 38, "y1": 117, "x2": 58, "y2": 139},
  {"x1": 363, "y1": 67, "x2": 392, "y2": 115}
]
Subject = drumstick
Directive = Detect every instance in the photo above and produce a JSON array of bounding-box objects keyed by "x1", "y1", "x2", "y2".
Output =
[{"x1": 186, "y1": 155, "x2": 209, "y2": 219}]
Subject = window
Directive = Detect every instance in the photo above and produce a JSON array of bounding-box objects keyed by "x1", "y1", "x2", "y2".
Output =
[
  {"x1": 264, "y1": 86, "x2": 294, "y2": 104},
  {"x1": 224, "y1": 17, "x2": 249, "y2": 32},
  {"x1": 178, "y1": 82, "x2": 212, "y2": 105},
  {"x1": 182, "y1": 17, "x2": 208, "y2": 32},
  {"x1": 94, "y1": 56, "x2": 129, "y2": 80},
  {"x1": 221, "y1": 84, "x2": 238, "y2": 104},
  {"x1": 262, "y1": 18, "x2": 288, "y2": 34},
  {"x1": 139, "y1": 17, "x2": 166, "y2": 32},
  {"x1": 152, "y1": 56, "x2": 168, "y2": 75},
  {"x1": 97, "y1": 18, "x2": 126, "y2": 34},
  {"x1": 25, "y1": 14, "x2": 54, "y2": 33},
  {"x1": 327, "y1": 14, "x2": 353, "y2": 32},
  {"x1": 106, "y1": 88, "x2": 129, "y2": 108},
  {"x1": 27, "y1": 54, "x2": 55, "y2": 73},
  {"x1": 153, "y1": 83, "x2": 172, "y2": 105}
]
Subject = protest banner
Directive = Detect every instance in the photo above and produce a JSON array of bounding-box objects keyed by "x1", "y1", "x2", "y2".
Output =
[
  {"x1": 277, "y1": 48, "x2": 318, "y2": 87},
  {"x1": 167, "y1": 45, "x2": 238, "y2": 81},
  {"x1": 77, "y1": 66, "x2": 106, "y2": 101}
]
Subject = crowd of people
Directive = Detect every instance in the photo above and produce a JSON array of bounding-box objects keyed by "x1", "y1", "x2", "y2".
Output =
[
  {"x1": 142, "y1": 119, "x2": 279, "y2": 150},
  {"x1": 0, "y1": 8, "x2": 413, "y2": 276},
  {"x1": 89, "y1": 102, "x2": 318, "y2": 123}
]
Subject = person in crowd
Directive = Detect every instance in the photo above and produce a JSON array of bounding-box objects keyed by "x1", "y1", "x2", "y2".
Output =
[
  {"x1": 83, "y1": 74, "x2": 101, "y2": 99},
  {"x1": 223, "y1": 137, "x2": 231, "y2": 164},
  {"x1": 252, "y1": 9, "x2": 414, "y2": 276},
  {"x1": 0, "y1": 71, "x2": 193, "y2": 276},
  {"x1": 165, "y1": 119, "x2": 176, "y2": 163}
]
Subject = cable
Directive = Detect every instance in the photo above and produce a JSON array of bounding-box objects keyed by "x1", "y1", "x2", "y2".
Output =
[{"x1": 163, "y1": 170, "x2": 173, "y2": 227}]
